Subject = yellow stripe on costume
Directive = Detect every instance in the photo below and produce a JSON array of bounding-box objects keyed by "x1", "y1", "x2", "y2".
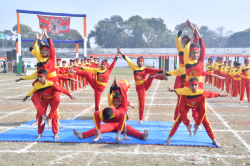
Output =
[
  {"x1": 48, "y1": 71, "x2": 57, "y2": 78},
  {"x1": 120, "y1": 114, "x2": 126, "y2": 131},
  {"x1": 135, "y1": 79, "x2": 146, "y2": 85},
  {"x1": 169, "y1": 113, "x2": 181, "y2": 135},
  {"x1": 96, "y1": 81, "x2": 107, "y2": 86},
  {"x1": 199, "y1": 98, "x2": 207, "y2": 125}
]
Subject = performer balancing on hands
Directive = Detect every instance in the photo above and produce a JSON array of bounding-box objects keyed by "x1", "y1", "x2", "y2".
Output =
[
  {"x1": 73, "y1": 106, "x2": 148, "y2": 141},
  {"x1": 117, "y1": 46, "x2": 163, "y2": 123},
  {"x1": 165, "y1": 77, "x2": 228, "y2": 147},
  {"x1": 22, "y1": 70, "x2": 76, "y2": 139}
]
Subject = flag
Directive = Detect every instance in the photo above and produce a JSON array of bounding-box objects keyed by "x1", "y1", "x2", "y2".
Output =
[{"x1": 37, "y1": 15, "x2": 71, "y2": 34}]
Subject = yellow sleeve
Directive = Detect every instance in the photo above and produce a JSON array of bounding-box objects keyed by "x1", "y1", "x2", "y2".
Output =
[
  {"x1": 124, "y1": 55, "x2": 136, "y2": 72},
  {"x1": 26, "y1": 86, "x2": 37, "y2": 97},
  {"x1": 108, "y1": 90, "x2": 116, "y2": 107},
  {"x1": 212, "y1": 63, "x2": 217, "y2": 70},
  {"x1": 30, "y1": 41, "x2": 42, "y2": 62},
  {"x1": 232, "y1": 68, "x2": 241, "y2": 76},
  {"x1": 174, "y1": 88, "x2": 184, "y2": 95},
  {"x1": 21, "y1": 72, "x2": 38, "y2": 80},
  {"x1": 184, "y1": 40, "x2": 191, "y2": 65},
  {"x1": 82, "y1": 67, "x2": 98, "y2": 75},
  {"x1": 175, "y1": 32, "x2": 182, "y2": 53},
  {"x1": 166, "y1": 68, "x2": 182, "y2": 76}
]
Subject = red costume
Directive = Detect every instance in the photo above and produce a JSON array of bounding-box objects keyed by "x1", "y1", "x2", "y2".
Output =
[
  {"x1": 169, "y1": 87, "x2": 220, "y2": 140},
  {"x1": 184, "y1": 37, "x2": 205, "y2": 88},
  {"x1": 82, "y1": 107, "x2": 144, "y2": 139},
  {"x1": 76, "y1": 57, "x2": 117, "y2": 111},
  {"x1": 122, "y1": 55, "x2": 162, "y2": 120}
]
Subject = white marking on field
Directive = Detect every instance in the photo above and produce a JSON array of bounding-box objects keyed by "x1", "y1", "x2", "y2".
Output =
[
  {"x1": 207, "y1": 103, "x2": 250, "y2": 152},
  {"x1": 18, "y1": 142, "x2": 37, "y2": 153},
  {"x1": 0, "y1": 149, "x2": 249, "y2": 159},
  {"x1": 86, "y1": 152, "x2": 99, "y2": 166},
  {"x1": 0, "y1": 107, "x2": 33, "y2": 120},
  {"x1": 45, "y1": 153, "x2": 80, "y2": 165}
]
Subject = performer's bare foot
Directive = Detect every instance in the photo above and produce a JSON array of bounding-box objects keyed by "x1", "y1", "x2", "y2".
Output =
[
  {"x1": 40, "y1": 115, "x2": 48, "y2": 126},
  {"x1": 138, "y1": 120, "x2": 143, "y2": 123},
  {"x1": 54, "y1": 134, "x2": 59, "y2": 139},
  {"x1": 239, "y1": 101, "x2": 243, "y2": 103},
  {"x1": 36, "y1": 133, "x2": 42, "y2": 139},
  {"x1": 142, "y1": 129, "x2": 149, "y2": 140},
  {"x1": 165, "y1": 136, "x2": 171, "y2": 144},
  {"x1": 30, "y1": 119, "x2": 38, "y2": 126},
  {"x1": 47, "y1": 118, "x2": 52, "y2": 127},
  {"x1": 92, "y1": 135, "x2": 102, "y2": 141},
  {"x1": 73, "y1": 129, "x2": 83, "y2": 139},
  {"x1": 231, "y1": 97, "x2": 235, "y2": 100},
  {"x1": 187, "y1": 124, "x2": 192, "y2": 136},
  {"x1": 58, "y1": 122, "x2": 61, "y2": 126},
  {"x1": 212, "y1": 139, "x2": 221, "y2": 147},
  {"x1": 193, "y1": 123, "x2": 199, "y2": 136}
]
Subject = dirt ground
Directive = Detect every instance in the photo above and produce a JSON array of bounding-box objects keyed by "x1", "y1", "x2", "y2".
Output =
[{"x1": 0, "y1": 68, "x2": 249, "y2": 165}]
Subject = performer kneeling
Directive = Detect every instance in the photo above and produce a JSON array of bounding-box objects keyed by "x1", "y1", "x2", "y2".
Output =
[
  {"x1": 22, "y1": 70, "x2": 76, "y2": 139},
  {"x1": 166, "y1": 77, "x2": 228, "y2": 147},
  {"x1": 73, "y1": 107, "x2": 148, "y2": 141}
]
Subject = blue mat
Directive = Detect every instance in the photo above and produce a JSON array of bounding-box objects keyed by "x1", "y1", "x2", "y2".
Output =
[{"x1": 0, "y1": 120, "x2": 218, "y2": 147}]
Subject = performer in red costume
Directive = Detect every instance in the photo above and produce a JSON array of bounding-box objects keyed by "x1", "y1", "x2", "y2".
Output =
[
  {"x1": 22, "y1": 70, "x2": 76, "y2": 139},
  {"x1": 62, "y1": 60, "x2": 70, "y2": 92},
  {"x1": 118, "y1": 47, "x2": 163, "y2": 123},
  {"x1": 70, "y1": 53, "x2": 118, "y2": 112},
  {"x1": 73, "y1": 107, "x2": 149, "y2": 141},
  {"x1": 231, "y1": 62, "x2": 241, "y2": 99},
  {"x1": 166, "y1": 77, "x2": 228, "y2": 147},
  {"x1": 225, "y1": 60, "x2": 233, "y2": 93}
]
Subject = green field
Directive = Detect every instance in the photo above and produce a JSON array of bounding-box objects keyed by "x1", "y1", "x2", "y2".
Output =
[{"x1": 0, "y1": 68, "x2": 249, "y2": 165}]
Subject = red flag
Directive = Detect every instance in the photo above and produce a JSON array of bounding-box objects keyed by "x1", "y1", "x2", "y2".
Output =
[{"x1": 37, "y1": 15, "x2": 71, "y2": 34}]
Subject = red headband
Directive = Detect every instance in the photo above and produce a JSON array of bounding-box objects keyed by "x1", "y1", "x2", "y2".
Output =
[
  {"x1": 189, "y1": 47, "x2": 199, "y2": 54},
  {"x1": 57, "y1": 59, "x2": 61, "y2": 61},
  {"x1": 189, "y1": 81, "x2": 199, "y2": 85},
  {"x1": 41, "y1": 47, "x2": 50, "y2": 52},
  {"x1": 182, "y1": 38, "x2": 188, "y2": 41},
  {"x1": 38, "y1": 73, "x2": 47, "y2": 77},
  {"x1": 137, "y1": 58, "x2": 144, "y2": 62},
  {"x1": 113, "y1": 89, "x2": 119, "y2": 93},
  {"x1": 101, "y1": 61, "x2": 107, "y2": 66},
  {"x1": 113, "y1": 98, "x2": 121, "y2": 101}
]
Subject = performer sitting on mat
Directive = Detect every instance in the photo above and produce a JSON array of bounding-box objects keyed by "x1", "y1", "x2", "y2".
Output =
[
  {"x1": 165, "y1": 77, "x2": 228, "y2": 147},
  {"x1": 73, "y1": 106, "x2": 149, "y2": 141}
]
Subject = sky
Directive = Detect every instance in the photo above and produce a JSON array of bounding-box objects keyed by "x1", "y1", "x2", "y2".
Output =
[{"x1": 1, "y1": 0, "x2": 250, "y2": 47}]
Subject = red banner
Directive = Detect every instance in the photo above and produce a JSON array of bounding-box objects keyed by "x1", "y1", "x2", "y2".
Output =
[{"x1": 37, "y1": 15, "x2": 71, "y2": 34}]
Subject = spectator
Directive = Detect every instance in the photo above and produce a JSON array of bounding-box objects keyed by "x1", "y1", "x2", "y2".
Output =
[{"x1": 3, "y1": 60, "x2": 6, "y2": 71}]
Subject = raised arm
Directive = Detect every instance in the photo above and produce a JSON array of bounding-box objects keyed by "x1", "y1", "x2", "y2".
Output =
[
  {"x1": 184, "y1": 38, "x2": 191, "y2": 65},
  {"x1": 175, "y1": 22, "x2": 187, "y2": 52},
  {"x1": 108, "y1": 56, "x2": 118, "y2": 72}
]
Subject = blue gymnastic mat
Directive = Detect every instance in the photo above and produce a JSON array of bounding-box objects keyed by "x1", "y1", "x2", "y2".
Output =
[{"x1": 0, "y1": 120, "x2": 219, "y2": 148}]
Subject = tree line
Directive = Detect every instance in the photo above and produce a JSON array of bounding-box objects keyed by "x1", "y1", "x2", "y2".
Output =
[{"x1": 1, "y1": 15, "x2": 249, "y2": 48}]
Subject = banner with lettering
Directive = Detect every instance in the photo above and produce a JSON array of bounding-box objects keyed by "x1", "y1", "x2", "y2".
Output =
[{"x1": 37, "y1": 15, "x2": 71, "y2": 34}]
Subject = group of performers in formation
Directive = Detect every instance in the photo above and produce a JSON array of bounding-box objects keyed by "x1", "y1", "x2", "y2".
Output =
[{"x1": 15, "y1": 19, "x2": 248, "y2": 147}]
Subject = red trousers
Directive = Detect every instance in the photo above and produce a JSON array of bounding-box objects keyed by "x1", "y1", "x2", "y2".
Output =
[
  {"x1": 217, "y1": 73, "x2": 222, "y2": 89},
  {"x1": 213, "y1": 71, "x2": 217, "y2": 87},
  {"x1": 232, "y1": 80, "x2": 241, "y2": 97},
  {"x1": 31, "y1": 91, "x2": 61, "y2": 118},
  {"x1": 77, "y1": 72, "x2": 105, "y2": 111},
  {"x1": 173, "y1": 76, "x2": 185, "y2": 120},
  {"x1": 82, "y1": 123, "x2": 143, "y2": 139},
  {"x1": 82, "y1": 77, "x2": 86, "y2": 88},
  {"x1": 78, "y1": 75, "x2": 82, "y2": 89},
  {"x1": 68, "y1": 74, "x2": 75, "y2": 91},
  {"x1": 62, "y1": 80, "x2": 70, "y2": 93},
  {"x1": 230, "y1": 77, "x2": 234, "y2": 96},
  {"x1": 240, "y1": 78, "x2": 250, "y2": 101},
  {"x1": 226, "y1": 75, "x2": 231, "y2": 93},
  {"x1": 75, "y1": 75, "x2": 79, "y2": 90},
  {"x1": 38, "y1": 98, "x2": 59, "y2": 134},
  {"x1": 169, "y1": 99, "x2": 215, "y2": 140},
  {"x1": 221, "y1": 74, "x2": 226, "y2": 91},
  {"x1": 208, "y1": 76, "x2": 213, "y2": 85},
  {"x1": 136, "y1": 75, "x2": 157, "y2": 120}
]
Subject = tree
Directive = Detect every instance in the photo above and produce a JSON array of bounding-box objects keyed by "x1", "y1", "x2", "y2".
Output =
[
  {"x1": 91, "y1": 15, "x2": 128, "y2": 48},
  {"x1": 227, "y1": 29, "x2": 250, "y2": 47}
]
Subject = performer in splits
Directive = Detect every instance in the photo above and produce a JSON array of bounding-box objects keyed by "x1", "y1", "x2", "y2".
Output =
[
  {"x1": 73, "y1": 107, "x2": 148, "y2": 141},
  {"x1": 166, "y1": 77, "x2": 228, "y2": 147},
  {"x1": 117, "y1": 47, "x2": 163, "y2": 123}
]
